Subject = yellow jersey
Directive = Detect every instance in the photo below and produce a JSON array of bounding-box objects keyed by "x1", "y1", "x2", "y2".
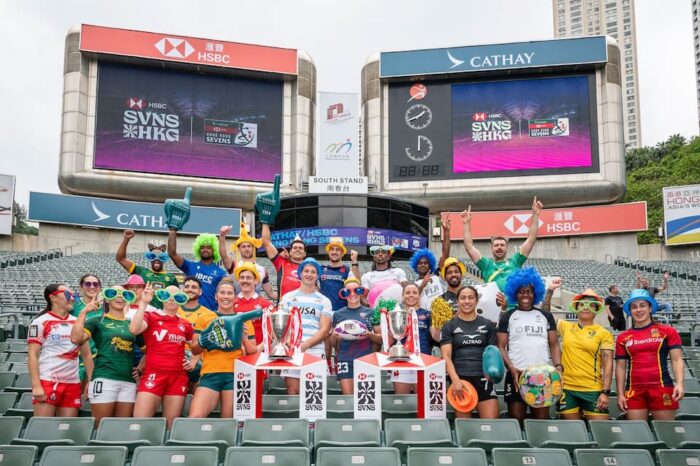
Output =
[
  {"x1": 193, "y1": 311, "x2": 255, "y2": 375},
  {"x1": 557, "y1": 320, "x2": 614, "y2": 391}
]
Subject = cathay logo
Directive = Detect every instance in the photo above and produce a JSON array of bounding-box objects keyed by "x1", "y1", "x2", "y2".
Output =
[
  {"x1": 91, "y1": 202, "x2": 110, "y2": 222},
  {"x1": 446, "y1": 50, "x2": 465, "y2": 69}
]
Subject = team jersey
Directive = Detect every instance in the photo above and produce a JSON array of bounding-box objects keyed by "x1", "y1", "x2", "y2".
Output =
[
  {"x1": 278, "y1": 289, "x2": 333, "y2": 354},
  {"x1": 440, "y1": 315, "x2": 497, "y2": 377},
  {"x1": 415, "y1": 308, "x2": 433, "y2": 354},
  {"x1": 178, "y1": 304, "x2": 217, "y2": 352},
  {"x1": 272, "y1": 254, "x2": 301, "y2": 298},
  {"x1": 129, "y1": 264, "x2": 178, "y2": 309},
  {"x1": 476, "y1": 252, "x2": 527, "y2": 292},
  {"x1": 178, "y1": 259, "x2": 227, "y2": 311},
  {"x1": 320, "y1": 264, "x2": 352, "y2": 311},
  {"x1": 234, "y1": 293, "x2": 272, "y2": 344},
  {"x1": 557, "y1": 320, "x2": 614, "y2": 391},
  {"x1": 415, "y1": 276, "x2": 445, "y2": 311},
  {"x1": 229, "y1": 261, "x2": 270, "y2": 295},
  {"x1": 361, "y1": 268, "x2": 407, "y2": 291},
  {"x1": 193, "y1": 311, "x2": 255, "y2": 375},
  {"x1": 497, "y1": 307, "x2": 556, "y2": 370},
  {"x1": 141, "y1": 310, "x2": 194, "y2": 373},
  {"x1": 614, "y1": 323, "x2": 682, "y2": 390},
  {"x1": 28, "y1": 312, "x2": 80, "y2": 383},
  {"x1": 441, "y1": 290, "x2": 460, "y2": 315},
  {"x1": 70, "y1": 299, "x2": 103, "y2": 361},
  {"x1": 332, "y1": 305, "x2": 375, "y2": 361},
  {"x1": 84, "y1": 314, "x2": 136, "y2": 383}
]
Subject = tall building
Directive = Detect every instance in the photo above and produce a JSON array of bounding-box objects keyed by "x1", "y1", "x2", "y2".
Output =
[
  {"x1": 693, "y1": 0, "x2": 700, "y2": 131},
  {"x1": 553, "y1": 0, "x2": 642, "y2": 148}
]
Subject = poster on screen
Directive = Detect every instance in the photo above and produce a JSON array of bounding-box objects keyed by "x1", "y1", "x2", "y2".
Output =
[{"x1": 663, "y1": 184, "x2": 700, "y2": 246}]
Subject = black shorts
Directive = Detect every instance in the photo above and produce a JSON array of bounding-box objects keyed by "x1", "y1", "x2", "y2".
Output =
[
  {"x1": 504, "y1": 371, "x2": 524, "y2": 404},
  {"x1": 336, "y1": 360, "x2": 354, "y2": 381},
  {"x1": 451, "y1": 375, "x2": 497, "y2": 402}
]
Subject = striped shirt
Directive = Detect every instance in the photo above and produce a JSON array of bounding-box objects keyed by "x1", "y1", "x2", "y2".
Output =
[{"x1": 278, "y1": 289, "x2": 333, "y2": 354}]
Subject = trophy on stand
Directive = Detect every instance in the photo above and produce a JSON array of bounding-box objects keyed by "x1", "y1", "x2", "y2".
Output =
[
  {"x1": 387, "y1": 308, "x2": 411, "y2": 361},
  {"x1": 269, "y1": 309, "x2": 293, "y2": 360}
]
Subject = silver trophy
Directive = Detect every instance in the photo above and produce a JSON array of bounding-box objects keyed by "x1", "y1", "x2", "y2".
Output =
[
  {"x1": 387, "y1": 308, "x2": 411, "y2": 360},
  {"x1": 269, "y1": 309, "x2": 293, "y2": 360}
]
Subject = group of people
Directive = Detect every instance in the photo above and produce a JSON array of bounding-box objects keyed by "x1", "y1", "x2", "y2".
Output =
[{"x1": 27, "y1": 195, "x2": 686, "y2": 425}]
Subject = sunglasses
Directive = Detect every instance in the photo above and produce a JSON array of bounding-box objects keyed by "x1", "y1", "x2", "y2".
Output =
[
  {"x1": 81, "y1": 281, "x2": 101, "y2": 289},
  {"x1": 155, "y1": 289, "x2": 189, "y2": 305},
  {"x1": 145, "y1": 251, "x2": 169, "y2": 262},
  {"x1": 102, "y1": 288, "x2": 136, "y2": 303},
  {"x1": 339, "y1": 287, "x2": 367, "y2": 299},
  {"x1": 569, "y1": 300, "x2": 603, "y2": 314},
  {"x1": 50, "y1": 289, "x2": 77, "y2": 301}
]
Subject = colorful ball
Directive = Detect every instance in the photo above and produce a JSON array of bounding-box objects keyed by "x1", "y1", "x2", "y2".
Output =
[
  {"x1": 518, "y1": 364, "x2": 563, "y2": 408},
  {"x1": 334, "y1": 319, "x2": 369, "y2": 340}
]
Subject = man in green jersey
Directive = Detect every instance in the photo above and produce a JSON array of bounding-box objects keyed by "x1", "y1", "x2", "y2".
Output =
[
  {"x1": 116, "y1": 230, "x2": 178, "y2": 309},
  {"x1": 460, "y1": 196, "x2": 543, "y2": 294}
]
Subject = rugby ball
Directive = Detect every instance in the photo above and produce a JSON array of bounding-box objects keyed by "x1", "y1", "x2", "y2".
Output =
[{"x1": 334, "y1": 319, "x2": 369, "y2": 340}]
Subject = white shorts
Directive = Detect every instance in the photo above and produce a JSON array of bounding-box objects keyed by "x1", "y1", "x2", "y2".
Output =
[
  {"x1": 88, "y1": 378, "x2": 137, "y2": 404},
  {"x1": 281, "y1": 350, "x2": 327, "y2": 379},
  {"x1": 390, "y1": 369, "x2": 417, "y2": 384}
]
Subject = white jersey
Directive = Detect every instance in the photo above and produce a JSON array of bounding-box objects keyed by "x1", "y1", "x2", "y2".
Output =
[
  {"x1": 361, "y1": 268, "x2": 407, "y2": 291},
  {"x1": 415, "y1": 276, "x2": 445, "y2": 311},
  {"x1": 497, "y1": 308, "x2": 557, "y2": 370},
  {"x1": 27, "y1": 312, "x2": 80, "y2": 383},
  {"x1": 278, "y1": 289, "x2": 333, "y2": 354}
]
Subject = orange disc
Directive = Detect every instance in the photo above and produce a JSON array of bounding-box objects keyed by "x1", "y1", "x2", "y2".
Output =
[{"x1": 447, "y1": 379, "x2": 478, "y2": 413}]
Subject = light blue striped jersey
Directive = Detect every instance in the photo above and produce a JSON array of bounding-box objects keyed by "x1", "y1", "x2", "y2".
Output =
[{"x1": 278, "y1": 289, "x2": 333, "y2": 353}]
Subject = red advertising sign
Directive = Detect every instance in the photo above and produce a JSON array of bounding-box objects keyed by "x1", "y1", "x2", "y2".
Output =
[
  {"x1": 444, "y1": 202, "x2": 648, "y2": 239},
  {"x1": 80, "y1": 24, "x2": 297, "y2": 75}
]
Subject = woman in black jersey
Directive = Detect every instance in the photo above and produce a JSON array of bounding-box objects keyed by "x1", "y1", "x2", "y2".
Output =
[{"x1": 440, "y1": 285, "x2": 499, "y2": 418}]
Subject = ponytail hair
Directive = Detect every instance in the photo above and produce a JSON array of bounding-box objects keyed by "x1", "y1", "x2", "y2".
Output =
[{"x1": 40, "y1": 284, "x2": 64, "y2": 317}]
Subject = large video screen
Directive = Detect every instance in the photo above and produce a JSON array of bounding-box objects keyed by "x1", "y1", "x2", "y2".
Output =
[
  {"x1": 94, "y1": 62, "x2": 283, "y2": 182},
  {"x1": 388, "y1": 74, "x2": 598, "y2": 182}
]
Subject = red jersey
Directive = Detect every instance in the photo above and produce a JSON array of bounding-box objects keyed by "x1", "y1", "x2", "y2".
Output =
[
  {"x1": 614, "y1": 322, "x2": 682, "y2": 389},
  {"x1": 142, "y1": 310, "x2": 194, "y2": 373},
  {"x1": 235, "y1": 293, "x2": 272, "y2": 344},
  {"x1": 272, "y1": 254, "x2": 301, "y2": 298}
]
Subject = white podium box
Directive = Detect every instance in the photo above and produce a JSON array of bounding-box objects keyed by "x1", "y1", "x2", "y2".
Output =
[
  {"x1": 234, "y1": 352, "x2": 327, "y2": 421},
  {"x1": 353, "y1": 352, "x2": 446, "y2": 420}
]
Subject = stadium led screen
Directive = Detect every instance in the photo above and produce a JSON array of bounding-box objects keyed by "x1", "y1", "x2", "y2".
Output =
[
  {"x1": 388, "y1": 74, "x2": 598, "y2": 182},
  {"x1": 94, "y1": 61, "x2": 283, "y2": 182}
]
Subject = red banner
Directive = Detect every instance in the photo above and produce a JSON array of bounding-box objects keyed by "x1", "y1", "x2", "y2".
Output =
[
  {"x1": 80, "y1": 24, "x2": 297, "y2": 75},
  {"x1": 444, "y1": 202, "x2": 648, "y2": 239}
]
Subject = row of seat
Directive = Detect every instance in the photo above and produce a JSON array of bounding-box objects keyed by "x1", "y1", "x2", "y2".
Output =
[{"x1": 2, "y1": 417, "x2": 699, "y2": 457}]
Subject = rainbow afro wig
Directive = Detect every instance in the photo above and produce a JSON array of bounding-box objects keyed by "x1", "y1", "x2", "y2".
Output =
[
  {"x1": 409, "y1": 248, "x2": 437, "y2": 274},
  {"x1": 193, "y1": 234, "x2": 220, "y2": 263},
  {"x1": 504, "y1": 266, "x2": 546, "y2": 306}
]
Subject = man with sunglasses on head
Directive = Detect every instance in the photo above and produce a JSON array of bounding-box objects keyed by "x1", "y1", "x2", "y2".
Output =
[
  {"x1": 360, "y1": 244, "x2": 409, "y2": 305},
  {"x1": 330, "y1": 278, "x2": 381, "y2": 394},
  {"x1": 116, "y1": 230, "x2": 178, "y2": 309}
]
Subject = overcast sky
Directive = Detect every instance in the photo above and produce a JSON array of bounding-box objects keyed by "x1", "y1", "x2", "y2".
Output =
[{"x1": 0, "y1": 0, "x2": 697, "y2": 207}]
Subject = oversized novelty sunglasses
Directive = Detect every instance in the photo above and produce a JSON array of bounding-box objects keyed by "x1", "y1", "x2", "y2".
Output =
[
  {"x1": 339, "y1": 287, "x2": 367, "y2": 299},
  {"x1": 145, "y1": 251, "x2": 169, "y2": 262},
  {"x1": 155, "y1": 289, "x2": 189, "y2": 305},
  {"x1": 81, "y1": 281, "x2": 101, "y2": 289},
  {"x1": 568, "y1": 300, "x2": 604, "y2": 314},
  {"x1": 102, "y1": 288, "x2": 137, "y2": 303},
  {"x1": 50, "y1": 289, "x2": 77, "y2": 301}
]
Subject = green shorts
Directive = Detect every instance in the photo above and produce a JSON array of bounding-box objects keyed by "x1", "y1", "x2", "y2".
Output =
[
  {"x1": 188, "y1": 361, "x2": 202, "y2": 384},
  {"x1": 198, "y1": 372, "x2": 233, "y2": 392},
  {"x1": 557, "y1": 389, "x2": 608, "y2": 415}
]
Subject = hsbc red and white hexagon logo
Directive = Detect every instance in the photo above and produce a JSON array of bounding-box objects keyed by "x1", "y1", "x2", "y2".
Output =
[
  {"x1": 305, "y1": 373, "x2": 315, "y2": 380},
  {"x1": 237, "y1": 372, "x2": 245, "y2": 380},
  {"x1": 357, "y1": 373, "x2": 367, "y2": 381},
  {"x1": 154, "y1": 37, "x2": 195, "y2": 59},
  {"x1": 430, "y1": 372, "x2": 437, "y2": 381}
]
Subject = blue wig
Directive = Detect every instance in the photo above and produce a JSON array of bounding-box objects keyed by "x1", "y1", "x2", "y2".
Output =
[
  {"x1": 409, "y1": 248, "x2": 437, "y2": 274},
  {"x1": 504, "y1": 266, "x2": 546, "y2": 306}
]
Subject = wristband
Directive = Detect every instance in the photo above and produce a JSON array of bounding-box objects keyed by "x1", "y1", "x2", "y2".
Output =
[{"x1": 601, "y1": 389, "x2": 611, "y2": 396}]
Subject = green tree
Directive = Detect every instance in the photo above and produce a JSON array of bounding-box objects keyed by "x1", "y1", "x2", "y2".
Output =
[{"x1": 12, "y1": 201, "x2": 38, "y2": 236}]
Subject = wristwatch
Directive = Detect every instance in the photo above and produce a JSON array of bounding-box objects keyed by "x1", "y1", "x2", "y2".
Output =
[{"x1": 601, "y1": 389, "x2": 611, "y2": 396}]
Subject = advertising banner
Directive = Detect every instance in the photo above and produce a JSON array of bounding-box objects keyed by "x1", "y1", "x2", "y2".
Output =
[
  {"x1": 93, "y1": 62, "x2": 283, "y2": 183},
  {"x1": 380, "y1": 36, "x2": 607, "y2": 78},
  {"x1": 28, "y1": 192, "x2": 241, "y2": 236},
  {"x1": 0, "y1": 175, "x2": 15, "y2": 236},
  {"x1": 444, "y1": 202, "x2": 647, "y2": 239},
  {"x1": 268, "y1": 226, "x2": 426, "y2": 251},
  {"x1": 663, "y1": 184, "x2": 700, "y2": 246},
  {"x1": 317, "y1": 93, "x2": 360, "y2": 177},
  {"x1": 80, "y1": 24, "x2": 298, "y2": 75}
]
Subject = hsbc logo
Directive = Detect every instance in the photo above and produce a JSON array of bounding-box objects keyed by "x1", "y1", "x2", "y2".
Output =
[
  {"x1": 473, "y1": 113, "x2": 487, "y2": 121},
  {"x1": 504, "y1": 214, "x2": 544, "y2": 234},
  {"x1": 154, "y1": 37, "x2": 195, "y2": 58},
  {"x1": 429, "y1": 372, "x2": 437, "y2": 381},
  {"x1": 305, "y1": 373, "x2": 315, "y2": 380},
  {"x1": 128, "y1": 98, "x2": 146, "y2": 110},
  {"x1": 237, "y1": 372, "x2": 245, "y2": 380},
  {"x1": 357, "y1": 373, "x2": 367, "y2": 381}
]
